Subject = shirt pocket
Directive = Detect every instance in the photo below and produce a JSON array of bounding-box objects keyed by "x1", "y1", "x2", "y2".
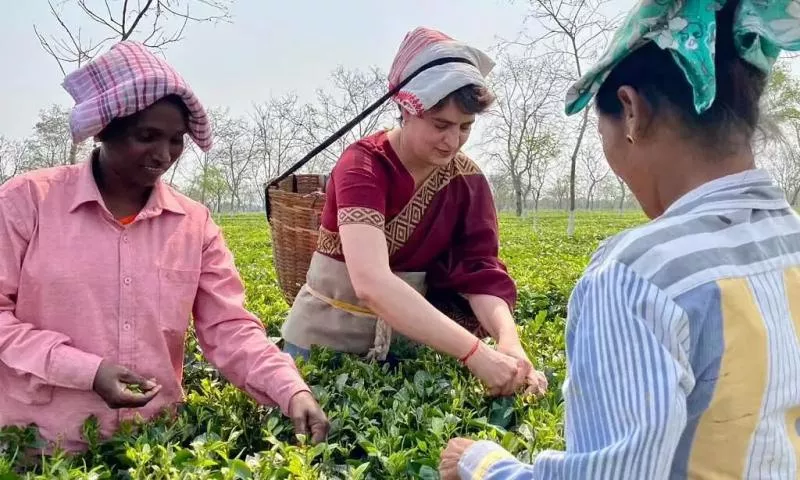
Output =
[{"x1": 158, "y1": 267, "x2": 201, "y2": 334}]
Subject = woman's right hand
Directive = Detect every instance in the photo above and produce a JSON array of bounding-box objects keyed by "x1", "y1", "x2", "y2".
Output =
[
  {"x1": 464, "y1": 342, "x2": 530, "y2": 397},
  {"x1": 92, "y1": 360, "x2": 162, "y2": 409}
]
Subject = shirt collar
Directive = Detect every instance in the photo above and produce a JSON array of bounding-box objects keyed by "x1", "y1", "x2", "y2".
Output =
[
  {"x1": 662, "y1": 168, "x2": 790, "y2": 218},
  {"x1": 69, "y1": 151, "x2": 186, "y2": 216}
]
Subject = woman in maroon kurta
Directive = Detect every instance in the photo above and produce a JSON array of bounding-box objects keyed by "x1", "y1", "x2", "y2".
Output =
[{"x1": 281, "y1": 27, "x2": 547, "y2": 397}]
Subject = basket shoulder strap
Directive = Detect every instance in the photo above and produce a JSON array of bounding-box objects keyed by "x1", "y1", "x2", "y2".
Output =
[
  {"x1": 266, "y1": 57, "x2": 474, "y2": 189},
  {"x1": 265, "y1": 56, "x2": 474, "y2": 220}
]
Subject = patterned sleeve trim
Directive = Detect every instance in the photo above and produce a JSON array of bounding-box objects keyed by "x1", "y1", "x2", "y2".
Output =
[{"x1": 337, "y1": 207, "x2": 385, "y2": 229}]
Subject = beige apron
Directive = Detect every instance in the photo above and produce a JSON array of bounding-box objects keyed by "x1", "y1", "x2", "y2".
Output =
[{"x1": 281, "y1": 252, "x2": 427, "y2": 361}]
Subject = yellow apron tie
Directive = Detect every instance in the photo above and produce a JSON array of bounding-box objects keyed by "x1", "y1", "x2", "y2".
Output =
[
  {"x1": 303, "y1": 284, "x2": 392, "y2": 361},
  {"x1": 303, "y1": 285, "x2": 377, "y2": 317}
]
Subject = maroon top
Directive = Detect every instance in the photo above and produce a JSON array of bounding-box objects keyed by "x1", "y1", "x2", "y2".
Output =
[{"x1": 316, "y1": 130, "x2": 517, "y2": 309}]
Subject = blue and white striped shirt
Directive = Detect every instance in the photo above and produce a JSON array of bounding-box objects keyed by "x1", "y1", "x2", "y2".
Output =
[{"x1": 459, "y1": 169, "x2": 800, "y2": 479}]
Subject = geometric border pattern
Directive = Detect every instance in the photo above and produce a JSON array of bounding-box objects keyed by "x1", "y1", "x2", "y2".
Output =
[{"x1": 317, "y1": 152, "x2": 482, "y2": 258}]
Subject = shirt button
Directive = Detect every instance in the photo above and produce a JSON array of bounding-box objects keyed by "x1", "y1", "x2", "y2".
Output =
[
  {"x1": 122, "y1": 235, "x2": 129, "y2": 243},
  {"x1": 123, "y1": 323, "x2": 131, "y2": 331},
  {"x1": 123, "y1": 277, "x2": 132, "y2": 286}
]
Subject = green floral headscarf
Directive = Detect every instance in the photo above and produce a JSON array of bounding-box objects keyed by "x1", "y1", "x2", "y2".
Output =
[{"x1": 565, "y1": 0, "x2": 800, "y2": 116}]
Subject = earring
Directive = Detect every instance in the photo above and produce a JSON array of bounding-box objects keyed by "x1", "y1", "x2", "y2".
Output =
[{"x1": 626, "y1": 134, "x2": 635, "y2": 144}]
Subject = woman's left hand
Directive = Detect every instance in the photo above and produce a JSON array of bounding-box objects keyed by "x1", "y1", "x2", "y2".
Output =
[
  {"x1": 439, "y1": 438, "x2": 475, "y2": 480},
  {"x1": 497, "y1": 342, "x2": 548, "y2": 397}
]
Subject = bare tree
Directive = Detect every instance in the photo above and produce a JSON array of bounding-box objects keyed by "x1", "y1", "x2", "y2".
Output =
[
  {"x1": 522, "y1": 0, "x2": 615, "y2": 234},
  {"x1": 579, "y1": 139, "x2": 610, "y2": 209},
  {"x1": 760, "y1": 61, "x2": 800, "y2": 141},
  {"x1": 163, "y1": 140, "x2": 217, "y2": 200},
  {"x1": 763, "y1": 132, "x2": 800, "y2": 205},
  {"x1": 252, "y1": 94, "x2": 308, "y2": 184},
  {"x1": 212, "y1": 110, "x2": 257, "y2": 212},
  {"x1": 25, "y1": 104, "x2": 90, "y2": 170},
  {"x1": 484, "y1": 51, "x2": 559, "y2": 216},
  {"x1": 34, "y1": 0, "x2": 232, "y2": 75},
  {"x1": 615, "y1": 175, "x2": 628, "y2": 212},
  {"x1": 34, "y1": 1, "x2": 232, "y2": 165},
  {"x1": 548, "y1": 173, "x2": 570, "y2": 210},
  {"x1": 186, "y1": 164, "x2": 227, "y2": 212},
  {"x1": 0, "y1": 137, "x2": 28, "y2": 184},
  {"x1": 522, "y1": 131, "x2": 559, "y2": 211},
  {"x1": 777, "y1": 146, "x2": 800, "y2": 205},
  {"x1": 759, "y1": 59, "x2": 800, "y2": 205},
  {"x1": 487, "y1": 171, "x2": 516, "y2": 212},
  {"x1": 296, "y1": 66, "x2": 395, "y2": 173}
]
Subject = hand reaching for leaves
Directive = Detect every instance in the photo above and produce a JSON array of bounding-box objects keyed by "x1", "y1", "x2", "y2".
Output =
[
  {"x1": 497, "y1": 342, "x2": 548, "y2": 397},
  {"x1": 288, "y1": 391, "x2": 330, "y2": 444},
  {"x1": 439, "y1": 437, "x2": 476, "y2": 480}
]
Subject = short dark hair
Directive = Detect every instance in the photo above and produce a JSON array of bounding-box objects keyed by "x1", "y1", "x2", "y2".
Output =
[
  {"x1": 595, "y1": 0, "x2": 767, "y2": 154},
  {"x1": 97, "y1": 94, "x2": 190, "y2": 142},
  {"x1": 431, "y1": 84, "x2": 496, "y2": 115}
]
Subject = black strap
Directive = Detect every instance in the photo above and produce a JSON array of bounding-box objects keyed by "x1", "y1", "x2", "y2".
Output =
[{"x1": 265, "y1": 56, "x2": 474, "y2": 192}]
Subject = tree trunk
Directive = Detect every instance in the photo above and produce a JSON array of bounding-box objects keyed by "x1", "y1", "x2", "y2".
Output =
[
  {"x1": 68, "y1": 142, "x2": 78, "y2": 165},
  {"x1": 585, "y1": 184, "x2": 594, "y2": 210},
  {"x1": 168, "y1": 157, "x2": 181, "y2": 186},
  {"x1": 618, "y1": 187, "x2": 626, "y2": 212},
  {"x1": 567, "y1": 109, "x2": 590, "y2": 237},
  {"x1": 513, "y1": 176, "x2": 524, "y2": 217}
]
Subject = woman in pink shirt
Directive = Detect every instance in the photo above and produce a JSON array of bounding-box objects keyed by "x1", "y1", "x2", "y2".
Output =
[{"x1": 0, "y1": 41, "x2": 328, "y2": 453}]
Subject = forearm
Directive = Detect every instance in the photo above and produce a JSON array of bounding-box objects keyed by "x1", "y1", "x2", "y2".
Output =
[
  {"x1": 195, "y1": 217, "x2": 311, "y2": 415},
  {"x1": 195, "y1": 314, "x2": 310, "y2": 415},
  {"x1": 466, "y1": 293, "x2": 519, "y2": 344},
  {"x1": 0, "y1": 310, "x2": 103, "y2": 391},
  {"x1": 361, "y1": 275, "x2": 478, "y2": 359}
]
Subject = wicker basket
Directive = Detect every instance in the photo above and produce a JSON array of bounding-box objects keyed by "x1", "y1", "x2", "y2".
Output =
[{"x1": 265, "y1": 174, "x2": 328, "y2": 305}]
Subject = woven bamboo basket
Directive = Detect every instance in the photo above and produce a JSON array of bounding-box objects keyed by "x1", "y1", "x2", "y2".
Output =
[{"x1": 265, "y1": 174, "x2": 328, "y2": 305}]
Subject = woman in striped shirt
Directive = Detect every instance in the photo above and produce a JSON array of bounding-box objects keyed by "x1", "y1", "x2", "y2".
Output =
[{"x1": 440, "y1": 0, "x2": 800, "y2": 478}]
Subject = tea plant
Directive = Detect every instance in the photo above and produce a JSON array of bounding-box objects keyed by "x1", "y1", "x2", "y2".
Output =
[{"x1": 1, "y1": 211, "x2": 645, "y2": 479}]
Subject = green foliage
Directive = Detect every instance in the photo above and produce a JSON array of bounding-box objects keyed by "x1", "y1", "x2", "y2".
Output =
[
  {"x1": 765, "y1": 61, "x2": 800, "y2": 126},
  {"x1": 1, "y1": 211, "x2": 645, "y2": 479}
]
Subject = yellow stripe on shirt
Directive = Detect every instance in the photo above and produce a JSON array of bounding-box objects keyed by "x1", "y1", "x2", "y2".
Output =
[
  {"x1": 472, "y1": 450, "x2": 514, "y2": 480},
  {"x1": 688, "y1": 277, "x2": 769, "y2": 478},
  {"x1": 783, "y1": 267, "x2": 800, "y2": 464}
]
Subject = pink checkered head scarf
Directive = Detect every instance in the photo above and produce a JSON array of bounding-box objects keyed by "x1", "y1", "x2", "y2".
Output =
[
  {"x1": 388, "y1": 27, "x2": 495, "y2": 117},
  {"x1": 62, "y1": 41, "x2": 212, "y2": 151}
]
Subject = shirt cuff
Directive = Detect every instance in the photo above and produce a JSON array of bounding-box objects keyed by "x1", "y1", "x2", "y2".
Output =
[
  {"x1": 48, "y1": 345, "x2": 104, "y2": 391},
  {"x1": 246, "y1": 353, "x2": 313, "y2": 416},
  {"x1": 277, "y1": 381, "x2": 312, "y2": 417},
  {"x1": 458, "y1": 440, "x2": 515, "y2": 479}
]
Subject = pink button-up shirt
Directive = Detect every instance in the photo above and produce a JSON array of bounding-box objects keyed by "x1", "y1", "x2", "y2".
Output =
[{"x1": 0, "y1": 160, "x2": 309, "y2": 452}]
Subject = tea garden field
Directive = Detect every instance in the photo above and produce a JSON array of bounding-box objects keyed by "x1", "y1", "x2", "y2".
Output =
[{"x1": 1, "y1": 211, "x2": 647, "y2": 479}]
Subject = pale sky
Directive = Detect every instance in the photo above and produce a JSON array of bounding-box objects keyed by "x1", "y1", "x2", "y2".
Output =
[{"x1": 1, "y1": 0, "x2": 637, "y2": 142}]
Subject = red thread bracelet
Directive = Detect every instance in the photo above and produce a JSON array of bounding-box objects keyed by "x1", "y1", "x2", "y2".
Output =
[{"x1": 459, "y1": 339, "x2": 481, "y2": 364}]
